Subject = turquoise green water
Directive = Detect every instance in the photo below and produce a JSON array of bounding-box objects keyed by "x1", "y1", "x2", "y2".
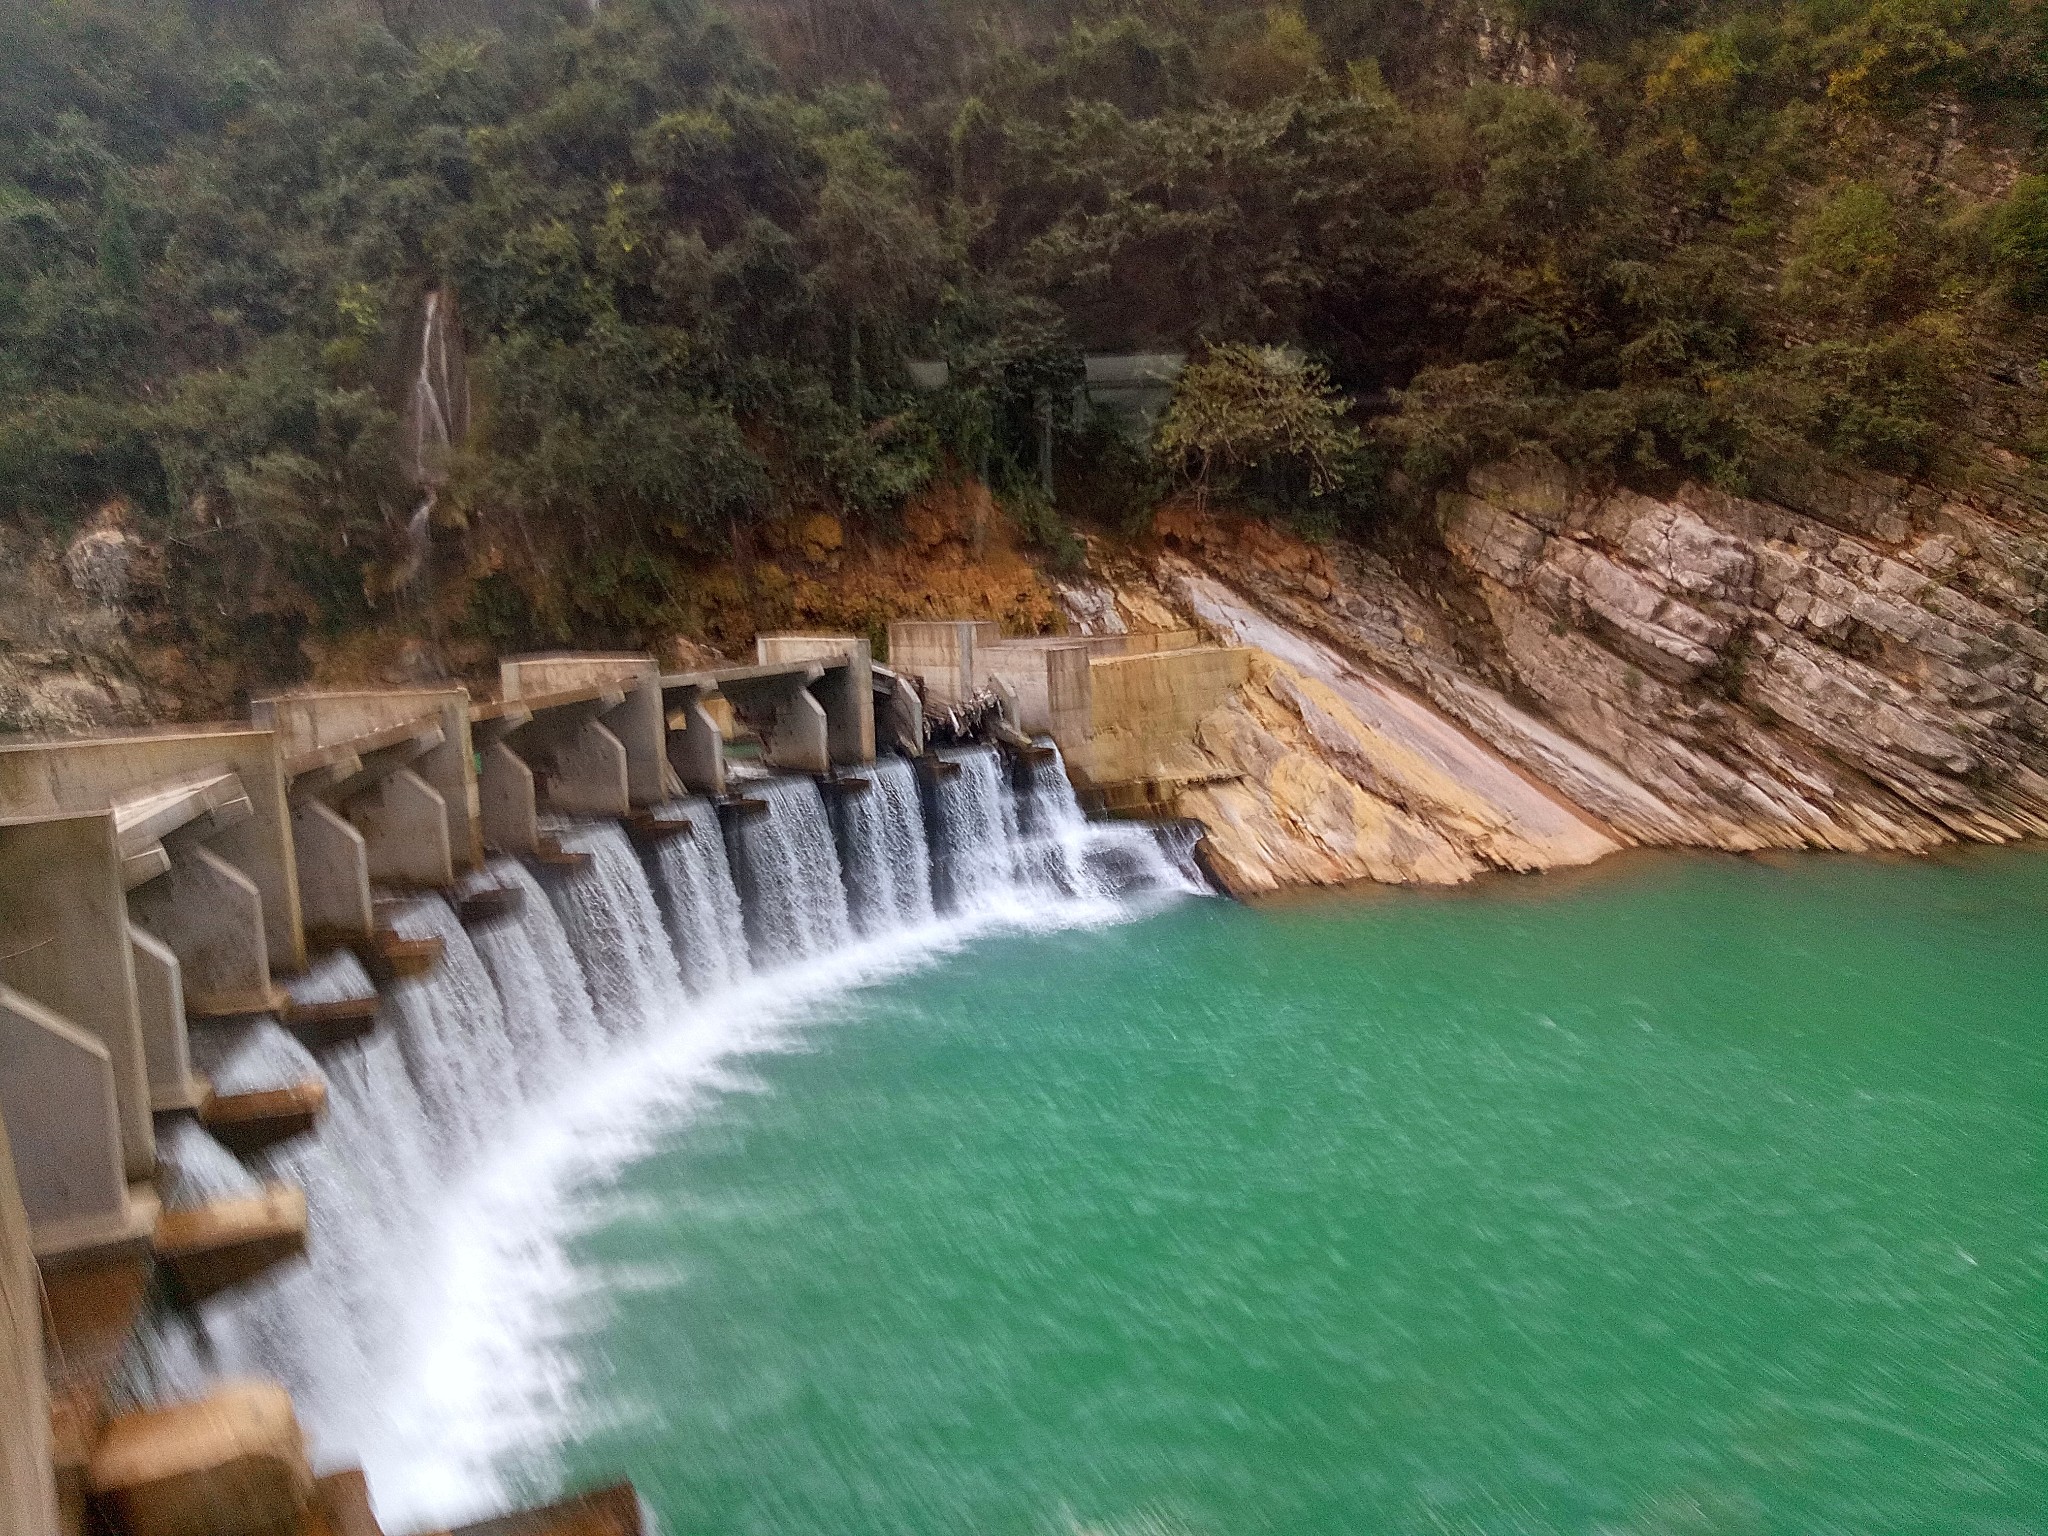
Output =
[{"x1": 542, "y1": 851, "x2": 2047, "y2": 1534}]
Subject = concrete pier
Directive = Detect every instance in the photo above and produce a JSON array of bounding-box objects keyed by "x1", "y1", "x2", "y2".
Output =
[
  {"x1": 0, "y1": 814, "x2": 153, "y2": 1182},
  {"x1": 130, "y1": 931, "x2": 203, "y2": 1114},
  {"x1": 978, "y1": 638, "x2": 1095, "y2": 746},
  {"x1": 500, "y1": 654, "x2": 669, "y2": 811},
  {"x1": 0, "y1": 982, "x2": 144, "y2": 1261},
  {"x1": 659, "y1": 679, "x2": 726, "y2": 797},
  {"x1": 0, "y1": 730, "x2": 306, "y2": 983},
  {"x1": 696, "y1": 662, "x2": 830, "y2": 774},
  {"x1": 755, "y1": 636, "x2": 877, "y2": 766},
  {"x1": 257, "y1": 689, "x2": 482, "y2": 917}
]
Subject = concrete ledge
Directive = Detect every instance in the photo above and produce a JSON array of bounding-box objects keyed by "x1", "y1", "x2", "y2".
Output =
[
  {"x1": 453, "y1": 885, "x2": 524, "y2": 925},
  {"x1": 29, "y1": 1185, "x2": 161, "y2": 1272},
  {"x1": 307, "y1": 1470, "x2": 382, "y2": 1536},
  {"x1": 88, "y1": 1380, "x2": 313, "y2": 1536},
  {"x1": 154, "y1": 1185, "x2": 308, "y2": 1303},
  {"x1": 530, "y1": 836, "x2": 592, "y2": 874},
  {"x1": 278, "y1": 994, "x2": 379, "y2": 1054},
  {"x1": 199, "y1": 1083, "x2": 326, "y2": 1158}
]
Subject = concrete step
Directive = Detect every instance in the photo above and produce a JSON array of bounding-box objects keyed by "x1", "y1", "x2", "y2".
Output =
[
  {"x1": 305, "y1": 1470, "x2": 383, "y2": 1536},
  {"x1": 199, "y1": 1082, "x2": 327, "y2": 1156},
  {"x1": 279, "y1": 994, "x2": 380, "y2": 1052},
  {"x1": 453, "y1": 885, "x2": 525, "y2": 924},
  {"x1": 185, "y1": 986, "x2": 295, "y2": 1023},
  {"x1": 441, "y1": 1481, "x2": 644, "y2": 1536},
  {"x1": 88, "y1": 1381, "x2": 313, "y2": 1536},
  {"x1": 621, "y1": 812, "x2": 693, "y2": 845},
  {"x1": 153, "y1": 1185, "x2": 307, "y2": 1304},
  {"x1": 530, "y1": 836, "x2": 590, "y2": 872}
]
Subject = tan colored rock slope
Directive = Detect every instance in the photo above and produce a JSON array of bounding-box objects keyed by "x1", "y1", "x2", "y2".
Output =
[{"x1": 1094, "y1": 448, "x2": 2048, "y2": 894}]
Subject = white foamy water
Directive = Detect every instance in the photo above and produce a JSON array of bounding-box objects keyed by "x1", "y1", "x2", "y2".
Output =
[
  {"x1": 835, "y1": 756, "x2": 935, "y2": 935},
  {"x1": 645, "y1": 799, "x2": 750, "y2": 994},
  {"x1": 728, "y1": 775, "x2": 854, "y2": 964},
  {"x1": 145, "y1": 751, "x2": 1204, "y2": 1531}
]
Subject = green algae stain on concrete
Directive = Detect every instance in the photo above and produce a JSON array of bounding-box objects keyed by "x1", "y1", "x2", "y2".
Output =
[{"x1": 546, "y1": 850, "x2": 2048, "y2": 1534}]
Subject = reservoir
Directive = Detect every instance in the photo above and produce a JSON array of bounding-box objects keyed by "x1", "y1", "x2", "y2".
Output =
[{"x1": 475, "y1": 848, "x2": 2048, "y2": 1534}]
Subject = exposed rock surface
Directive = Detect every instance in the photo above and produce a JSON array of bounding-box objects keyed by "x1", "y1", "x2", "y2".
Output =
[
  {"x1": 0, "y1": 510, "x2": 153, "y2": 735},
  {"x1": 1117, "y1": 448, "x2": 2048, "y2": 893}
]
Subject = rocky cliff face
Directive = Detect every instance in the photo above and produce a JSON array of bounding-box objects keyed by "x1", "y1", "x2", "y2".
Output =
[{"x1": 1074, "y1": 450, "x2": 2048, "y2": 894}]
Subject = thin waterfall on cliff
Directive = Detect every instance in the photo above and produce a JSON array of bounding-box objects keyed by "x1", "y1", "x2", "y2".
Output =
[
  {"x1": 833, "y1": 756, "x2": 935, "y2": 936},
  {"x1": 462, "y1": 859, "x2": 603, "y2": 1093},
  {"x1": 728, "y1": 776, "x2": 855, "y2": 965},
  {"x1": 646, "y1": 799, "x2": 750, "y2": 994},
  {"x1": 928, "y1": 747, "x2": 1021, "y2": 912},
  {"x1": 546, "y1": 821, "x2": 685, "y2": 1031},
  {"x1": 394, "y1": 290, "x2": 468, "y2": 594}
]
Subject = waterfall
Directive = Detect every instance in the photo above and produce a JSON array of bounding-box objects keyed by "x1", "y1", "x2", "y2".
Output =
[
  {"x1": 833, "y1": 757, "x2": 934, "y2": 936},
  {"x1": 384, "y1": 900, "x2": 521, "y2": 1163},
  {"x1": 157, "y1": 1120, "x2": 261, "y2": 1207},
  {"x1": 463, "y1": 860, "x2": 602, "y2": 1092},
  {"x1": 139, "y1": 745, "x2": 1204, "y2": 1509},
  {"x1": 546, "y1": 822, "x2": 684, "y2": 1032},
  {"x1": 646, "y1": 800, "x2": 750, "y2": 994},
  {"x1": 137, "y1": 1017, "x2": 439, "y2": 1443},
  {"x1": 395, "y1": 289, "x2": 469, "y2": 593},
  {"x1": 727, "y1": 776, "x2": 854, "y2": 965},
  {"x1": 928, "y1": 746, "x2": 1021, "y2": 912},
  {"x1": 1016, "y1": 742, "x2": 1197, "y2": 898}
]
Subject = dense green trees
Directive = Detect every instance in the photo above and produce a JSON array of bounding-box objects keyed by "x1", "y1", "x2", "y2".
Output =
[{"x1": 0, "y1": 0, "x2": 2043, "y2": 660}]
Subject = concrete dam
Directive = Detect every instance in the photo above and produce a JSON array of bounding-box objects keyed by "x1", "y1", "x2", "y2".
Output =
[{"x1": 0, "y1": 622, "x2": 1227, "y2": 1536}]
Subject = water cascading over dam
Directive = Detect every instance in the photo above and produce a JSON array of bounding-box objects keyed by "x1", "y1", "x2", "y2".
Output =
[{"x1": 123, "y1": 745, "x2": 1201, "y2": 1516}]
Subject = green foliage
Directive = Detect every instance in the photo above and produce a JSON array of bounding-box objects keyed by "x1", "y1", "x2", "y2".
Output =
[
  {"x1": 1783, "y1": 182, "x2": 1913, "y2": 322},
  {"x1": 1987, "y1": 175, "x2": 2048, "y2": 311},
  {"x1": 0, "y1": 0, "x2": 2043, "y2": 659},
  {"x1": 1157, "y1": 344, "x2": 1361, "y2": 497}
]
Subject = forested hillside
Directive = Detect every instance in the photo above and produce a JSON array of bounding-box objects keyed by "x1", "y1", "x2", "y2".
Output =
[{"x1": 2, "y1": 0, "x2": 2045, "y2": 717}]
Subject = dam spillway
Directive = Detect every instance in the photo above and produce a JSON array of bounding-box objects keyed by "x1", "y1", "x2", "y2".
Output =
[
  {"x1": 110, "y1": 748, "x2": 1203, "y2": 1519},
  {"x1": 0, "y1": 628, "x2": 1227, "y2": 1536}
]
